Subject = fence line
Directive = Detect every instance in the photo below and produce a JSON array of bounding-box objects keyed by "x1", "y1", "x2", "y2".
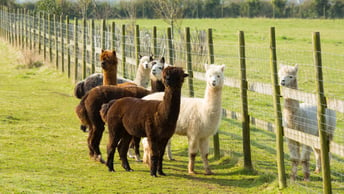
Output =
[{"x1": 0, "y1": 8, "x2": 343, "y2": 193}]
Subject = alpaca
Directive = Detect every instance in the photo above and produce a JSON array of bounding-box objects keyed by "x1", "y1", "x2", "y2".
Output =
[
  {"x1": 75, "y1": 85, "x2": 152, "y2": 163},
  {"x1": 74, "y1": 73, "x2": 129, "y2": 99},
  {"x1": 278, "y1": 64, "x2": 336, "y2": 181},
  {"x1": 133, "y1": 55, "x2": 154, "y2": 88},
  {"x1": 75, "y1": 53, "x2": 153, "y2": 133},
  {"x1": 73, "y1": 53, "x2": 154, "y2": 99},
  {"x1": 127, "y1": 57, "x2": 169, "y2": 161},
  {"x1": 142, "y1": 64, "x2": 225, "y2": 175},
  {"x1": 100, "y1": 67, "x2": 188, "y2": 176}
]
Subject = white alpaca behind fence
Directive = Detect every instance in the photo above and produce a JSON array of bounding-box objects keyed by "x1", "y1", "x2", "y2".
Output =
[
  {"x1": 142, "y1": 64, "x2": 225, "y2": 175},
  {"x1": 278, "y1": 64, "x2": 336, "y2": 181}
]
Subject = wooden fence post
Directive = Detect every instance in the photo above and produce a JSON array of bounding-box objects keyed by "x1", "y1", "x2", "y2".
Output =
[
  {"x1": 74, "y1": 17, "x2": 78, "y2": 82},
  {"x1": 48, "y1": 14, "x2": 52, "y2": 62},
  {"x1": 82, "y1": 17, "x2": 87, "y2": 79},
  {"x1": 121, "y1": 24, "x2": 127, "y2": 78},
  {"x1": 38, "y1": 12, "x2": 42, "y2": 55},
  {"x1": 239, "y1": 31, "x2": 253, "y2": 170},
  {"x1": 111, "y1": 22, "x2": 115, "y2": 51},
  {"x1": 43, "y1": 12, "x2": 47, "y2": 60},
  {"x1": 91, "y1": 19, "x2": 95, "y2": 74},
  {"x1": 101, "y1": 19, "x2": 106, "y2": 50},
  {"x1": 270, "y1": 27, "x2": 287, "y2": 189},
  {"x1": 54, "y1": 14, "x2": 59, "y2": 70},
  {"x1": 167, "y1": 27, "x2": 174, "y2": 65},
  {"x1": 153, "y1": 26, "x2": 157, "y2": 58},
  {"x1": 135, "y1": 24, "x2": 140, "y2": 67},
  {"x1": 60, "y1": 14, "x2": 64, "y2": 73},
  {"x1": 208, "y1": 28, "x2": 220, "y2": 160},
  {"x1": 313, "y1": 32, "x2": 332, "y2": 194},
  {"x1": 66, "y1": 15, "x2": 70, "y2": 78},
  {"x1": 185, "y1": 27, "x2": 194, "y2": 97}
]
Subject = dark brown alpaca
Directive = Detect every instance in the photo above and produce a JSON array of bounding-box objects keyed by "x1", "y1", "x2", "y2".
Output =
[
  {"x1": 75, "y1": 85, "x2": 151, "y2": 163},
  {"x1": 100, "y1": 67, "x2": 187, "y2": 177}
]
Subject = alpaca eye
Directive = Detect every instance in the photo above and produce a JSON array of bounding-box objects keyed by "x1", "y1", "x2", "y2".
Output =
[
  {"x1": 159, "y1": 67, "x2": 163, "y2": 70},
  {"x1": 289, "y1": 76, "x2": 293, "y2": 79},
  {"x1": 217, "y1": 75, "x2": 220, "y2": 78}
]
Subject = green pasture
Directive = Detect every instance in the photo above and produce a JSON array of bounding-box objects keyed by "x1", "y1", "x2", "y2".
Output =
[{"x1": 1, "y1": 18, "x2": 344, "y2": 193}]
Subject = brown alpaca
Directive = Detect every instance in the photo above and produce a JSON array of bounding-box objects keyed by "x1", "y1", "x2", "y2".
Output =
[
  {"x1": 100, "y1": 67, "x2": 188, "y2": 177},
  {"x1": 100, "y1": 49, "x2": 118, "y2": 85},
  {"x1": 75, "y1": 85, "x2": 152, "y2": 163}
]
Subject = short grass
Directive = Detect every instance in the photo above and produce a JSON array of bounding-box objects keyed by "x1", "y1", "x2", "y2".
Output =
[{"x1": 1, "y1": 17, "x2": 344, "y2": 193}]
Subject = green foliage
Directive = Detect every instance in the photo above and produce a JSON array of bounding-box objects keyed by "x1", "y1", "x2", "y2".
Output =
[{"x1": 36, "y1": 0, "x2": 60, "y2": 15}]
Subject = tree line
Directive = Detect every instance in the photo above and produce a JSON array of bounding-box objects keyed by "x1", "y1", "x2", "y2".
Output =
[{"x1": 1, "y1": 0, "x2": 344, "y2": 19}]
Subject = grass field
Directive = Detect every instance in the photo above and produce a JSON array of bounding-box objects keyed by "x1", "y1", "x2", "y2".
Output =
[{"x1": 1, "y1": 18, "x2": 344, "y2": 193}]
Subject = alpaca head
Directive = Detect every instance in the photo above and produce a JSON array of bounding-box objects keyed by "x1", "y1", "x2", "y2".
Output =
[
  {"x1": 150, "y1": 57, "x2": 170, "y2": 81},
  {"x1": 278, "y1": 64, "x2": 298, "y2": 88},
  {"x1": 205, "y1": 64, "x2": 225, "y2": 89},
  {"x1": 100, "y1": 50, "x2": 118, "y2": 72},
  {"x1": 139, "y1": 55, "x2": 154, "y2": 69},
  {"x1": 162, "y1": 66, "x2": 188, "y2": 88}
]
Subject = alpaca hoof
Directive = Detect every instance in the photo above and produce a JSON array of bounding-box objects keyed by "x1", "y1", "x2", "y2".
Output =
[
  {"x1": 205, "y1": 170, "x2": 214, "y2": 175},
  {"x1": 96, "y1": 155, "x2": 105, "y2": 164},
  {"x1": 108, "y1": 168, "x2": 115, "y2": 172},
  {"x1": 314, "y1": 169, "x2": 320, "y2": 174},
  {"x1": 151, "y1": 173, "x2": 158, "y2": 177},
  {"x1": 188, "y1": 171, "x2": 197, "y2": 175},
  {"x1": 135, "y1": 159, "x2": 143, "y2": 162},
  {"x1": 80, "y1": 125, "x2": 88, "y2": 132},
  {"x1": 169, "y1": 158, "x2": 176, "y2": 161},
  {"x1": 303, "y1": 178, "x2": 310, "y2": 182},
  {"x1": 126, "y1": 168, "x2": 134, "y2": 172},
  {"x1": 158, "y1": 171, "x2": 166, "y2": 176}
]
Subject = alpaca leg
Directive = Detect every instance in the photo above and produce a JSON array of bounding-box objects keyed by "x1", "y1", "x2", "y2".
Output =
[
  {"x1": 166, "y1": 139, "x2": 174, "y2": 161},
  {"x1": 142, "y1": 138, "x2": 150, "y2": 165},
  {"x1": 188, "y1": 138, "x2": 199, "y2": 174},
  {"x1": 106, "y1": 133, "x2": 121, "y2": 172},
  {"x1": 287, "y1": 138, "x2": 300, "y2": 181},
  {"x1": 312, "y1": 147, "x2": 321, "y2": 174},
  {"x1": 87, "y1": 125, "x2": 96, "y2": 158},
  {"x1": 149, "y1": 140, "x2": 159, "y2": 177},
  {"x1": 157, "y1": 138, "x2": 169, "y2": 176},
  {"x1": 90, "y1": 121, "x2": 105, "y2": 163},
  {"x1": 118, "y1": 134, "x2": 134, "y2": 172},
  {"x1": 199, "y1": 138, "x2": 213, "y2": 175},
  {"x1": 133, "y1": 137, "x2": 142, "y2": 162},
  {"x1": 301, "y1": 144, "x2": 311, "y2": 181}
]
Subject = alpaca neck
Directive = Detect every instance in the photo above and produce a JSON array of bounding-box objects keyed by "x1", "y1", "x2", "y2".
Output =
[
  {"x1": 103, "y1": 70, "x2": 117, "y2": 85},
  {"x1": 204, "y1": 85, "x2": 222, "y2": 114},
  {"x1": 134, "y1": 68, "x2": 150, "y2": 88},
  {"x1": 159, "y1": 87, "x2": 181, "y2": 123},
  {"x1": 283, "y1": 82, "x2": 300, "y2": 128},
  {"x1": 151, "y1": 80, "x2": 165, "y2": 92}
]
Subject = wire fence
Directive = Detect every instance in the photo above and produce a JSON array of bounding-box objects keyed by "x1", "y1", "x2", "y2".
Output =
[{"x1": 0, "y1": 7, "x2": 343, "y2": 193}]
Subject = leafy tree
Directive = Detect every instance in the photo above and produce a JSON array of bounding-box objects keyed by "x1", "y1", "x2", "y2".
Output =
[
  {"x1": 36, "y1": 0, "x2": 60, "y2": 15},
  {"x1": 314, "y1": 0, "x2": 330, "y2": 17},
  {"x1": 272, "y1": 0, "x2": 287, "y2": 18},
  {"x1": 328, "y1": 0, "x2": 344, "y2": 17}
]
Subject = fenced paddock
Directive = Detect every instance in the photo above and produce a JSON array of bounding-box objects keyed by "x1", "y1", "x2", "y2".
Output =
[{"x1": 0, "y1": 7, "x2": 343, "y2": 193}]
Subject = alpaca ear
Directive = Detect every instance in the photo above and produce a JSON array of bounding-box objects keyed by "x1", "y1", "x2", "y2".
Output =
[
  {"x1": 149, "y1": 55, "x2": 154, "y2": 61},
  {"x1": 139, "y1": 54, "x2": 143, "y2": 59},
  {"x1": 160, "y1": 57, "x2": 165, "y2": 64},
  {"x1": 294, "y1": 64, "x2": 299, "y2": 72},
  {"x1": 112, "y1": 50, "x2": 116, "y2": 56},
  {"x1": 220, "y1": 64, "x2": 225, "y2": 72},
  {"x1": 101, "y1": 49, "x2": 104, "y2": 53},
  {"x1": 184, "y1": 73, "x2": 189, "y2": 78},
  {"x1": 204, "y1": 64, "x2": 209, "y2": 71}
]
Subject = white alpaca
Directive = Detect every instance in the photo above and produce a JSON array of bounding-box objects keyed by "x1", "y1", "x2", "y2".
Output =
[
  {"x1": 142, "y1": 64, "x2": 225, "y2": 175},
  {"x1": 278, "y1": 64, "x2": 336, "y2": 181},
  {"x1": 132, "y1": 55, "x2": 154, "y2": 88}
]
